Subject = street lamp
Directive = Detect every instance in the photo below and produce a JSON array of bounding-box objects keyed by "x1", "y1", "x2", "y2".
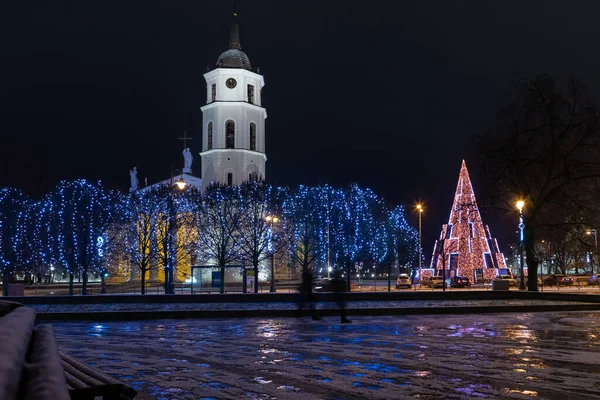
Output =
[
  {"x1": 163, "y1": 168, "x2": 187, "y2": 294},
  {"x1": 516, "y1": 200, "x2": 526, "y2": 290},
  {"x1": 586, "y1": 229, "x2": 597, "y2": 275},
  {"x1": 266, "y1": 215, "x2": 279, "y2": 293},
  {"x1": 416, "y1": 203, "x2": 424, "y2": 282}
]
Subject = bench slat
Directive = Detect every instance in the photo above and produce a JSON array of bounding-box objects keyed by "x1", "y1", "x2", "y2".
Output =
[
  {"x1": 63, "y1": 370, "x2": 124, "y2": 399},
  {"x1": 61, "y1": 359, "x2": 106, "y2": 388},
  {"x1": 60, "y1": 352, "x2": 125, "y2": 386},
  {"x1": 59, "y1": 352, "x2": 137, "y2": 399}
]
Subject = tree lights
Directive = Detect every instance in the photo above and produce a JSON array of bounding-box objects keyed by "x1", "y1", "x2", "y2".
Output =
[
  {"x1": 0, "y1": 180, "x2": 418, "y2": 294},
  {"x1": 429, "y1": 160, "x2": 507, "y2": 283}
]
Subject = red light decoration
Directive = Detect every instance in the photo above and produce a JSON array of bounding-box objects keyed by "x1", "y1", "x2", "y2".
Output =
[{"x1": 427, "y1": 160, "x2": 507, "y2": 283}]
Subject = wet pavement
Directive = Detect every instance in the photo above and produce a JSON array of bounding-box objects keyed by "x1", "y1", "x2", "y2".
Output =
[{"x1": 52, "y1": 312, "x2": 600, "y2": 399}]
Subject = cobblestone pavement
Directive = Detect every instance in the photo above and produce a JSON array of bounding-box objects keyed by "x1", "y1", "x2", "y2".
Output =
[
  {"x1": 53, "y1": 312, "x2": 600, "y2": 400},
  {"x1": 30, "y1": 299, "x2": 587, "y2": 313}
]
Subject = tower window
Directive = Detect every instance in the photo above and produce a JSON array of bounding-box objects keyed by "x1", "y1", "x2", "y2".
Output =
[
  {"x1": 211, "y1": 84, "x2": 216, "y2": 102},
  {"x1": 227, "y1": 173, "x2": 233, "y2": 186},
  {"x1": 207, "y1": 122, "x2": 213, "y2": 150},
  {"x1": 250, "y1": 123, "x2": 256, "y2": 151},
  {"x1": 226, "y1": 120, "x2": 235, "y2": 149},
  {"x1": 248, "y1": 84, "x2": 255, "y2": 104}
]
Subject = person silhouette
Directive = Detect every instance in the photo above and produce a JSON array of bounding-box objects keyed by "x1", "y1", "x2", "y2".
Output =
[
  {"x1": 332, "y1": 269, "x2": 351, "y2": 323},
  {"x1": 297, "y1": 267, "x2": 321, "y2": 320}
]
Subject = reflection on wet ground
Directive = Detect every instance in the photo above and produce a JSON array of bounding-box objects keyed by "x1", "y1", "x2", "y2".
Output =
[{"x1": 53, "y1": 312, "x2": 600, "y2": 399}]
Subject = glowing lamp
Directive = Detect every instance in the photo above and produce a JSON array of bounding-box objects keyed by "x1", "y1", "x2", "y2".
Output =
[
  {"x1": 516, "y1": 200, "x2": 525, "y2": 213},
  {"x1": 175, "y1": 178, "x2": 187, "y2": 190}
]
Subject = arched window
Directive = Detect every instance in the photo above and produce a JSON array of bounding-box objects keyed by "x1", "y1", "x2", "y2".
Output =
[
  {"x1": 207, "y1": 122, "x2": 213, "y2": 150},
  {"x1": 227, "y1": 172, "x2": 233, "y2": 186},
  {"x1": 226, "y1": 120, "x2": 235, "y2": 149},
  {"x1": 249, "y1": 123, "x2": 256, "y2": 151}
]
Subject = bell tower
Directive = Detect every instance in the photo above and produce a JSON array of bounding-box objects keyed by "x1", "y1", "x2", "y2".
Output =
[{"x1": 199, "y1": 7, "x2": 267, "y2": 190}]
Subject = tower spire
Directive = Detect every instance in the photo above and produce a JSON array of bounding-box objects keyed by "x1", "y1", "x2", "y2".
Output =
[{"x1": 229, "y1": 1, "x2": 241, "y2": 50}]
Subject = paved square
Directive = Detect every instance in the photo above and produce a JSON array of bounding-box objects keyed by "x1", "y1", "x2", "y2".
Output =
[{"x1": 53, "y1": 312, "x2": 600, "y2": 399}]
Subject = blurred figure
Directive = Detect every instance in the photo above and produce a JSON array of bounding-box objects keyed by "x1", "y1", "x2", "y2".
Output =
[
  {"x1": 298, "y1": 267, "x2": 321, "y2": 320},
  {"x1": 332, "y1": 269, "x2": 351, "y2": 323}
]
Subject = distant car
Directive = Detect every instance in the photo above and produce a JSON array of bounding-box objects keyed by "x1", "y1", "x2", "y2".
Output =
[
  {"x1": 450, "y1": 276, "x2": 470, "y2": 288},
  {"x1": 542, "y1": 274, "x2": 574, "y2": 286},
  {"x1": 314, "y1": 278, "x2": 333, "y2": 292},
  {"x1": 496, "y1": 274, "x2": 518, "y2": 287},
  {"x1": 421, "y1": 276, "x2": 445, "y2": 288},
  {"x1": 396, "y1": 274, "x2": 411, "y2": 289}
]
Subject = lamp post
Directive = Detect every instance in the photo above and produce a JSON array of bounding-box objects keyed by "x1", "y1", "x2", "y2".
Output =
[
  {"x1": 516, "y1": 200, "x2": 526, "y2": 291},
  {"x1": 164, "y1": 168, "x2": 187, "y2": 294},
  {"x1": 416, "y1": 204, "x2": 424, "y2": 283},
  {"x1": 586, "y1": 229, "x2": 597, "y2": 275},
  {"x1": 266, "y1": 215, "x2": 279, "y2": 293}
]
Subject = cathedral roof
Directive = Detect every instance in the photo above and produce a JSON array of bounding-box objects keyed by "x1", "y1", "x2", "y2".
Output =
[{"x1": 216, "y1": 9, "x2": 252, "y2": 71}]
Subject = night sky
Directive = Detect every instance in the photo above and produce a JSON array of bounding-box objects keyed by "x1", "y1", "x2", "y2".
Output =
[{"x1": 2, "y1": 1, "x2": 600, "y2": 254}]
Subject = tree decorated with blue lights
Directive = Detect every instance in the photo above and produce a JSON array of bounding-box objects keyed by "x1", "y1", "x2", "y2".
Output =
[
  {"x1": 282, "y1": 185, "x2": 328, "y2": 275},
  {"x1": 0, "y1": 188, "x2": 30, "y2": 295},
  {"x1": 46, "y1": 180, "x2": 116, "y2": 295},
  {"x1": 387, "y1": 205, "x2": 419, "y2": 275},
  {"x1": 328, "y1": 185, "x2": 387, "y2": 290}
]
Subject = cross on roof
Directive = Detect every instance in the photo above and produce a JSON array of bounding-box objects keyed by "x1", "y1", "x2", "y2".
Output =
[{"x1": 178, "y1": 130, "x2": 192, "y2": 148}]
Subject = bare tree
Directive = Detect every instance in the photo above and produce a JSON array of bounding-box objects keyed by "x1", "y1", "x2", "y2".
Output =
[
  {"x1": 475, "y1": 74, "x2": 600, "y2": 291},
  {"x1": 196, "y1": 183, "x2": 241, "y2": 294},
  {"x1": 236, "y1": 181, "x2": 284, "y2": 293}
]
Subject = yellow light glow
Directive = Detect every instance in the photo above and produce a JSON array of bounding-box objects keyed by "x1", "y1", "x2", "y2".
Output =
[
  {"x1": 266, "y1": 215, "x2": 279, "y2": 223},
  {"x1": 516, "y1": 200, "x2": 525, "y2": 213},
  {"x1": 175, "y1": 179, "x2": 187, "y2": 190},
  {"x1": 416, "y1": 203, "x2": 424, "y2": 213}
]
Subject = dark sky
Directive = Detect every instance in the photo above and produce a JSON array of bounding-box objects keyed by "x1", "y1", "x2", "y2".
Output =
[{"x1": 2, "y1": 0, "x2": 600, "y2": 255}]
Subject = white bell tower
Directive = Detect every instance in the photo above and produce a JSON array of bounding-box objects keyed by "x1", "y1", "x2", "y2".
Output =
[{"x1": 199, "y1": 8, "x2": 267, "y2": 191}]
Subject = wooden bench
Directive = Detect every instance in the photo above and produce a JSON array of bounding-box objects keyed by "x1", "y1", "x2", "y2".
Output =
[
  {"x1": 0, "y1": 302, "x2": 137, "y2": 400},
  {"x1": 60, "y1": 351, "x2": 137, "y2": 400}
]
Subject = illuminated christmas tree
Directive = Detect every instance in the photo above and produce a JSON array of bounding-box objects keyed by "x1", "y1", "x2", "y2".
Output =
[{"x1": 427, "y1": 160, "x2": 508, "y2": 283}]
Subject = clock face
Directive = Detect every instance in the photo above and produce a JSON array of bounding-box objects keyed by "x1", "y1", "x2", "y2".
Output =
[{"x1": 226, "y1": 78, "x2": 237, "y2": 89}]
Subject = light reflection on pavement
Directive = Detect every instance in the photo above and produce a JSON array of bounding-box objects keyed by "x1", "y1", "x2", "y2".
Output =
[{"x1": 53, "y1": 312, "x2": 600, "y2": 399}]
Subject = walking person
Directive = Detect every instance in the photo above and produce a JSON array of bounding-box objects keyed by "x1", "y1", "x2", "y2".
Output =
[
  {"x1": 332, "y1": 269, "x2": 351, "y2": 323},
  {"x1": 297, "y1": 267, "x2": 321, "y2": 320}
]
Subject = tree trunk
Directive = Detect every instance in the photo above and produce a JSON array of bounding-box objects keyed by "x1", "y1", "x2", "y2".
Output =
[
  {"x1": 2, "y1": 270, "x2": 9, "y2": 296},
  {"x1": 220, "y1": 265, "x2": 225, "y2": 294},
  {"x1": 69, "y1": 273, "x2": 74, "y2": 296},
  {"x1": 524, "y1": 225, "x2": 538, "y2": 292},
  {"x1": 253, "y1": 263, "x2": 259, "y2": 294},
  {"x1": 141, "y1": 269, "x2": 146, "y2": 295},
  {"x1": 346, "y1": 261, "x2": 351, "y2": 292},
  {"x1": 163, "y1": 266, "x2": 169, "y2": 294},
  {"x1": 81, "y1": 268, "x2": 88, "y2": 295}
]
